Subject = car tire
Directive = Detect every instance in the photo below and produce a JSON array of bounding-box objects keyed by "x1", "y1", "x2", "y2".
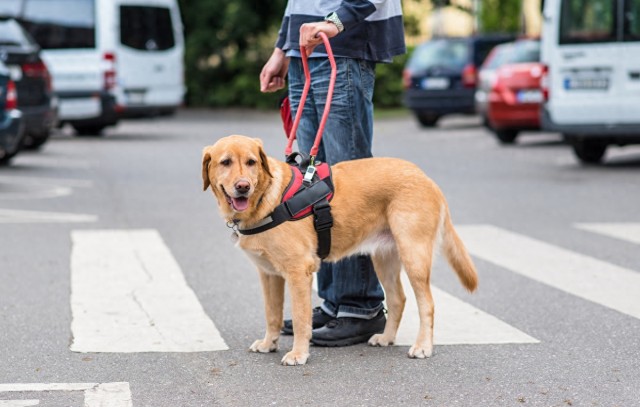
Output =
[
  {"x1": 0, "y1": 132, "x2": 24, "y2": 165},
  {"x1": 494, "y1": 129, "x2": 518, "y2": 144},
  {"x1": 23, "y1": 130, "x2": 50, "y2": 150},
  {"x1": 73, "y1": 124, "x2": 107, "y2": 136},
  {"x1": 416, "y1": 112, "x2": 440, "y2": 127},
  {"x1": 572, "y1": 139, "x2": 607, "y2": 164}
]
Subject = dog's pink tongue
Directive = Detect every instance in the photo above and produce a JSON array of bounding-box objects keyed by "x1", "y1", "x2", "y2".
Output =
[{"x1": 232, "y1": 197, "x2": 249, "y2": 212}]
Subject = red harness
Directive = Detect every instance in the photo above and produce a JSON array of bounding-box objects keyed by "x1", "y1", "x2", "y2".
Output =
[{"x1": 282, "y1": 163, "x2": 333, "y2": 219}]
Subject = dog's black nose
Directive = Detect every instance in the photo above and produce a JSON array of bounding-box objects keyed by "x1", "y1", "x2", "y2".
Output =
[{"x1": 235, "y1": 181, "x2": 250, "y2": 194}]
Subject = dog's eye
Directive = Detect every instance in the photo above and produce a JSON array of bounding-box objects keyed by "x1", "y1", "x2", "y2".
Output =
[
  {"x1": 246, "y1": 159, "x2": 256, "y2": 166},
  {"x1": 220, "y1": 158, "x2": 231, "y2": 166}
]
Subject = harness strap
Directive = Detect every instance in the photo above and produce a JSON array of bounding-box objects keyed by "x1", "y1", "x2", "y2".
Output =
[
  {"x1": 313, "y1": 198, "x2": 333, "y2": 259},
  {"x1": 236, "y1": 177, "x2": 333, "y2": 235}
]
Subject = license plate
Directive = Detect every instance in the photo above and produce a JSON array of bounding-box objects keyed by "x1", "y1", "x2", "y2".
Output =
[
  {"x1": 563, "y1": 77, "x2": 609, "y2": 90},
  {"x1": 126, "y1": 90, "x2": 145, "y2": 104},
  {"x1": 516, "y1": 89, "x2": 543, "y2": 103},
  {"x1": 421, "y1": 77, "x2": 450, "y2": 90}
]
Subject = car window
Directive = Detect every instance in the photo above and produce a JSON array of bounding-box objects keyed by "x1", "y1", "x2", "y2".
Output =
[
  {"x1": 4, "y1": 0, "x2": 96, "y2": 49},
  {"x1": 482, "y1": 44, "x2": 512, "y2": 70},
  {"x1": 509, "y1": 40, "x2": 540, "y2": 63},
  {"x1": 120, "y1": 6, "x2": 175, "y2": 51},
  {"x1": 560, "y1": 0, "x2": 617, "y2": 43},
  {"x1": 0, "y1": 19, "x2": 34, "y2": 47},
  {"x1": 624, "y1": 0, "x2": 640, "y2": 41},
  {"x1": 407, "y1": 40, "x2": 469, "y2": 72}
]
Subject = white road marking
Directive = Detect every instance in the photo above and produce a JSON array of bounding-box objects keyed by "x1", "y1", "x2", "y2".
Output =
[
  {"x1": 575, "y1": 222, "x2": 640, "y2": 245},
  {"x1": 0, "y1": 176, "x2": 92, "y2": 200},
  {"x1": 70, "y1": 229, "x2": 228, "y2": 352},
  {"x1": 0, "y1": 383, "x2": 131, "y2": 407},
  {"x1": 457, "y1": 225, "x2": 640, "y2": 320},
  {"x1": 0, "y1": 401, "x2": 39, "y2": 406},
  {"x1": 313, "y1": 270, "x2": 538, "y2": 346},
  {"x1": 0, "y1": 209, "x2": 97, "y2": 223}
]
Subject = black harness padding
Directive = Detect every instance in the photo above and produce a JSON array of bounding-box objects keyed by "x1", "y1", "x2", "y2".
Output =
[{"x1": 236, "y1": 153, "x2": 334, "y2": 259}]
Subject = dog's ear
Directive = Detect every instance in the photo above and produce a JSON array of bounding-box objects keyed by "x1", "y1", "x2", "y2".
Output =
[
  {"x1": 202, "y1": 149, "x2": 212, "y2": 191},
  {"x1": 254, "y1": 138, "x2": 273, "y2": 179}
]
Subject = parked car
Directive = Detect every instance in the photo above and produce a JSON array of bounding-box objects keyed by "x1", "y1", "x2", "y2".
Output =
[
  {"x1": 3, "y1": 0, "x2": 185, "y2": 136},
  {"x1": 477, "y1": 38, "x2": 543, "y2": 144},
  {"x1": 0, "y1": 60, "x2": 24, "y2": 165},
  {"x1": 403, "y1": 35, "x2": 514, "y2": 127},
  {"x1": 0, "y1": 17, "x2": 56, "y2": 149}
]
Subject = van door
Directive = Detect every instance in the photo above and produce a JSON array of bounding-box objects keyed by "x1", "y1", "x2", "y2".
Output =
[
  {"x1": 115, "y1": 1, "x2": 184, "y2": 108},
  {"x1": 545, "y1": 0, "x2": 622, "y2": 126},
  {"x1": 621, "y1": 0, "x2": 640, "y2": 123}
]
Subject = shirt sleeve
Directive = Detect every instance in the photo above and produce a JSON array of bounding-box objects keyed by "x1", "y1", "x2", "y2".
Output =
[{"x1": 334, "y1": 1, "x2": 379, "y2": 32}]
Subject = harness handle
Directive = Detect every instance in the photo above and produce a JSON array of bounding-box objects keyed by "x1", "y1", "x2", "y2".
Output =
[{"x1": 285, "y1": 31, "x2": 337, "y2": 163}]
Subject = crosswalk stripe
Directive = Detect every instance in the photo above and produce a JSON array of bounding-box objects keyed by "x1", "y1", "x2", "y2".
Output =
[
  {"x1": 70, "y1": 230, "x2": 228, "y2": 352},
  {"x1": 313, "y1": 272, "x2": 538, "y2": 346},
  {"x1": 457, "y1": 225, "x2": 640, "y2": 320},
  {"x1": 575, "y1": 222, "x2": 640, "y2": 245},
  {"x1": 0, "y1": 209, "x2": 97, "y2": 223},
  {"x1": 0, "y1": 383, "x2": 132, "y2": 407}
]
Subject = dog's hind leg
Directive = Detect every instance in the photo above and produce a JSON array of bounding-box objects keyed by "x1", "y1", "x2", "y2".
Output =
[
  {"x1": 368, "y1": 249, "x2": 404, "y2": 347},
  {"x1": 250, "y1": 270, "x2": 285, "y2": 354}
]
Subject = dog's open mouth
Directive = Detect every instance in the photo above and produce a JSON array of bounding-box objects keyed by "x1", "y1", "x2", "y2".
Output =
[{"x1": 222, "y1": 187, "x2": 249, "y2": 212}]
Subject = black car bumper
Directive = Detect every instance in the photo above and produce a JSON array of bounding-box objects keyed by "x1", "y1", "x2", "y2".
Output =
[{"x1": 403, "y1": 88, "x2": 476, "y2": 115}]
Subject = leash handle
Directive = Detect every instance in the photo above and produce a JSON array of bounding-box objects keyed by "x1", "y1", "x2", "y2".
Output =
[{"x1": 285, "y1": 31, "x2": 337, "y2": 161}]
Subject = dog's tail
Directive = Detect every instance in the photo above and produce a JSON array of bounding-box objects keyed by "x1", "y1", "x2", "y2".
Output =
[{"x1": 441, "y1": 207, "x2": 478, "y2": 292}]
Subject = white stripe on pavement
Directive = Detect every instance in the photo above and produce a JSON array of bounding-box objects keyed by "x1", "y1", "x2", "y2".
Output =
[
  {"x1": 0, "y1": 209, "x2": 97, "y2": 223},
  {"x1": 0, "y1": 401, "x2": 39, "y2": 406},
  {"x1": 313, "y1": 271, "x2": 538, "y2": 346},
  {"x1": 575, "y1": 222, "x2": 640, "y2": 245},
  {"x1": 395, "y1": 274, "x2": 538, "y2": 345},
  {"x1": 71, "y1": 230, "x2": 228, "y2": 352},
  {"x1": 0, "y1": 383, "x2": 132, "y2": 407},
  {"x1": 457, "y1": 225, "x2": 640, "y2": 320}
]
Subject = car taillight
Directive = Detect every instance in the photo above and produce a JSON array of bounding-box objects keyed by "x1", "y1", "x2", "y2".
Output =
[
  {"x1": 5, "y1": 80, "x2": 17, "y2": 110},
  {"x1": 103, "y1": 52, "x2": 117, "y2": 90},
  {"x1": 462, "y1": 63, "x2": 477, "y2": 88},
  {"x1": 540, "y1": 64, "x2": 549, "y2": 101},
  {"x1": 22, "y1": 60, "x2": 52, "y2": 92},
  {"x1": 402, "y1": 68, "x2": 412, "y2": 89}
]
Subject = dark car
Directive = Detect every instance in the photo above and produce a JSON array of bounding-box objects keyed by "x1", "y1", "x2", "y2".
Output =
[
  {"x1": 0, "y1": 59, "x2": 24, "y2": 165},
  {"x1": 403, "y1": 35, "x2": 514, "y2": 127},
  {"x1": 0, "y1": 17, "x2": 56, "y2": 149}
]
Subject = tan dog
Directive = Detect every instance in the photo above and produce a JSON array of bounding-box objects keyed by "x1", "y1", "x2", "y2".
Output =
[{"x1": 202, "y1": 135, "x2": 478, "y2": 366}]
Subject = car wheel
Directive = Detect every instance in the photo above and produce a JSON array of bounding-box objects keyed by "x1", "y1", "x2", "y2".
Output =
[
  {"x1": 0, "y1": 134, "x2": 24, "y2": 165},
  {"x1": 572, "y1": 140, "x2": 607, "y2": 164},
  {"x1": 23, "y1": 130, "x2": 50, "y2": 150},
  {"x1": 416, "y1": 112, "x2": 440, "y2": 127},
  {"x1": 494, "y1": 129, "x2": 518, "y2": 144},
  {"x1": 73, "y1": 124, "x2": 107, "y2": 136}
]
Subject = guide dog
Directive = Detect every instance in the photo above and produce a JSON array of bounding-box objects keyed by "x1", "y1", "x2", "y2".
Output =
[{"x1": 202, "y1": 135, "x2": 478, "y2": 365}]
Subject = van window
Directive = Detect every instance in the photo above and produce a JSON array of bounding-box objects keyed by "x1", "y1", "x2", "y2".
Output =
[
  {"x1": 624, "y1": 0, "x2": 640, "y2": 41},
  {"x1": 6, "y1": 0, "x2": 95, "y2": 49},
  {"x1": 559, "y1": 0, "x2": 617, "y2": 44},
  {"x1": 120, "y1": 6, "x2": 175, "y2": 51}
]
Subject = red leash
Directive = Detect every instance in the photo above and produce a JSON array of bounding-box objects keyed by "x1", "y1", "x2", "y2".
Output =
[{"x1": 284, "y1": 32, "x2": 337, "y2": 165}]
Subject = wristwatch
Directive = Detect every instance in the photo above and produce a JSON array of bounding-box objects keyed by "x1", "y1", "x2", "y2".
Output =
[{"x1": 324, "y1": 12, "x2": 344, "y2": 33}]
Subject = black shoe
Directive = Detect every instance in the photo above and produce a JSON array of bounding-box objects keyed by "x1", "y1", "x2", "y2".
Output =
[
  {"x1": 281, "y1": 306, "x2": 335, "y2": 335},
  {"x1": 310, "y1": 310, "x2": 386, "y2": 347}
]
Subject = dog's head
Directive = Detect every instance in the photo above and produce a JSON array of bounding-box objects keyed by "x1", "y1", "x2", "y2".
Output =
[{"x1": 202, "y1": 135, "x2": 273, "y2": 220}]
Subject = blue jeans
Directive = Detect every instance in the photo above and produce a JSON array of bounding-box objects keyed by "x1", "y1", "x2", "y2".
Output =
[{"x1": 287, "y1": 56, "x2": 385, "y2": 319}]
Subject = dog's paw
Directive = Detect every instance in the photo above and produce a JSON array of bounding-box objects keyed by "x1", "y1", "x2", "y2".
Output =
[
  {"x1": 280, "y1": 351, "x2": 309, "y2": 366},
  {"x1": 368, "y1": 333, "x2": 394, "y2": 347},
  {"x1": 249, "y1": 339, "x2": 278, "y2": 353},
  {"x1": 408, "y1": 344, "x2": 433, "y2": 359}
]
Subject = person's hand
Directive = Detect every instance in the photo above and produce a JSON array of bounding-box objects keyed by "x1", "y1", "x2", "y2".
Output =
[
  {"x1": 260, "y1": 48, "x2": 289, "y2": 93},
  {"x1": 299, "y1": 21, "x2": 339, "y2": 56}
]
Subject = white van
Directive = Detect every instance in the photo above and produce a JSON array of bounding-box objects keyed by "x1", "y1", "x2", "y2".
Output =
[
  {"x1": 1, "y1": 0, "x2": 185, "y2": 135},
  {"x1": 541, "y1": 0, "x2": 640, "y2": 163}
]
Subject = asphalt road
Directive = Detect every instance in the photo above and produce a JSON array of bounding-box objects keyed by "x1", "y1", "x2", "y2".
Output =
[{"x1": 1, "y1": 109, "x2": 639, "y2": 406}]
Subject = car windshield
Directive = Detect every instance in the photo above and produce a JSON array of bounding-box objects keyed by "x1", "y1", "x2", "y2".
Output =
[
  {"x1": 483, "y1": 40, "x2": 540, "y2": 70},
  {"x1": 0, "y1": 19, "x2": 35, "y2": 47},
  {"x1": 407, "y1": 39, "x2": 469, "y2": 72}
]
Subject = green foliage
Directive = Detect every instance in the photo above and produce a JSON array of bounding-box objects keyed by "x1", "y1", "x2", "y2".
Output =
[
  {"x1": 374, "y1": 51, "x2": 411, "y2": 108},
  {"x1": 479, "y1": 0, "x2": 522, "y2": 33},
  {"x1": 178, "y1": 0, "x2": 287, "y2": 108}
]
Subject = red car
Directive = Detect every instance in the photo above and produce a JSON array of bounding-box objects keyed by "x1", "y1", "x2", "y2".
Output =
[{"x1": 482, "y1": 39, "x2": 543, "y2": 144}]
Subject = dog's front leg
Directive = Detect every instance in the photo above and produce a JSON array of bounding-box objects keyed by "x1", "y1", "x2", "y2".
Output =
[
  {"x1": 281, "y1": 266, "x2": 314, "y2": 366},
  {"x1": 250, "y1": 270, "x2": 285, "y2": 354}
]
